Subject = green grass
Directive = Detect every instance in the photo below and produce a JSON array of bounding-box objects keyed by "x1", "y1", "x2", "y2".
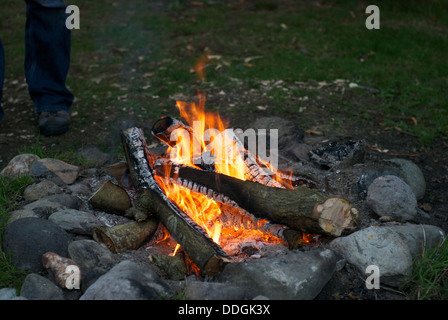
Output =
[
  {"x1": 0, "y1": 175, "x2": 34, "y2": 291},
  {"x1": 159, "y1": 0, "x2": 448, "y2": 145},
  {"x1": 2, "y1": 0, "x2": 446, "y2": 153},
  {"x1": 401, "y1": 238, "x2": 448, "y2": 300}
]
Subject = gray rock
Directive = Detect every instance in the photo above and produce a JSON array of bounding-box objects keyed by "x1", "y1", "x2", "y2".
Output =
[
  {"x1": 66, "y1": 181, "x2": 92, "y2": 197},
  {"x1": 23, "y1": 179, "x2": 62, "y2": 201},
  {"x1": 49, "y1": 209, "x2": 103, "y2": 235},
  {"x1": 30, "y1": 158, "x2": 80, "y2": 185},
  {"x1": 81, "y1": 267, "x2": 109, "y2": 293},
  {"x1": 6, "y1": 209, "x2": 38, "y2": 225},
  {"x1": 218, "y1": 249, "x2": 338, "y2": 300},
  {"x1": 20, "y1": 273, "x2": 64, "y2": 300},
  {"x1": 385, "y1": 223, "x2": 445, "y2": 258},
  {"x1": 2, "y1": 217, "x2": 71, "y2": 272},
  {"x1": 356, "y1": 166, "x2": 405, "y2": 198},
  {"x1": 77, "y1": 144, "x2": 113, "y2": 167},
  {"x1": 0, "y1": 154, "x2": 40, "y2": 178},
  {"x1": 185, "y1": 281, "x2": 246, "y2": 300},
  {"x1": 80, "y1": 260, "x2": 173, "y2": 300},
  {"x1": 387, "y1": 158, "x2": 426, "y2": 200},
  {"x1": 22, "y1": 193, "x2": 83, "y2": 218},
  {"x1": 366, "y1": 175, "x2": 417, "y2": 221},
  {"x1": 0, "y1": 288, "x2": 17, "y2": 300},
  {"x1": 68, "y1": 239, "x2": 116, "y2": 272},
  {"x1": 249, "y1": 117, "x2": 305, "y2": 150},
  {"x1": 330, "y1": 226, "x2": 413, "y2": 287}
]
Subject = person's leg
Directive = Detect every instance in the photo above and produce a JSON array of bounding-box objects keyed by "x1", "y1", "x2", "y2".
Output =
[
  {"x1": 25, "y1": 0, "x2": 74, "y2": 135},
  {"x1": 0, "y1": 39, "x2": 5, "y2": 121}
]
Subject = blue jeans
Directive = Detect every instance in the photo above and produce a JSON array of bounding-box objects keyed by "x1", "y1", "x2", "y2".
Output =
[{"x1": 0, "y1": 0, "x2": 74, "y2": 121}]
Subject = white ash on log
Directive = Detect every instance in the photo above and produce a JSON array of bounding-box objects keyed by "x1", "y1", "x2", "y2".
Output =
[{"x1": 120, "y1": 127, "x2": 232, "y2": 276}]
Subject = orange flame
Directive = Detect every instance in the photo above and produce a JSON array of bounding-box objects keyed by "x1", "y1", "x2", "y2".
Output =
[{"x1": 154, "y1": 58, "x2": 292, "y2": 257}]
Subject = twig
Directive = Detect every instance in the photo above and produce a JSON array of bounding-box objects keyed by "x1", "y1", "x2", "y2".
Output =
[{"x1": 366, "y1": 142, "x2": 421, "y2": 157}]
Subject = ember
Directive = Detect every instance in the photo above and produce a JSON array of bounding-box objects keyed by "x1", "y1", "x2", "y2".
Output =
[
  {"x1": 153, "y1": 91, "x2": 290, "y2": 255},
  {"x1": 120, "y1": 95, "x2": 359, "y2": 275},
  {"x1": 117, "y1": 60, "x2": 359, "y2": 276}
]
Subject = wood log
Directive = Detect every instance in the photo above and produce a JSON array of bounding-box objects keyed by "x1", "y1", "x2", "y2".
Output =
[
  {"x1": 121, "y1": 127, "x2": 232, "y2": 275},
  {"x1": 152, "y1": 161, "x2": 360, "y2": 237},
  {"x1": 92, "y1": 219, "x2": 159, "y2": 253},
  {"x1": 89, "y1": 180, "x2": 132, "y2": 215},
  {"x1": 151, "y1": 117, "x2": 288, "y2": 188}
]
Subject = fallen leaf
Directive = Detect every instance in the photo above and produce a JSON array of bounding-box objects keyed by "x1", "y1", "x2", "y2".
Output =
[
  {"x1": 244, "y1": 56, "x2": 263, "y2": 64},
  {"x1": 305, "y1": 129, "x2": 323, "y2": 135},
  {"x1": 347, "y1": 292, "x2": 358, "y2": 300},
  {"x1": 419, "y1": 203, "x2": 432, "y2": 212}
]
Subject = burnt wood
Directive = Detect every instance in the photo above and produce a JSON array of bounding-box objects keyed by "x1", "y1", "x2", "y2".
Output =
[
  {"x1": 153, "y1": 160, "x2": 360, "y2": 237},
  {"x1": 121, "y1": 127, "x2": 232, "y2": 275}
]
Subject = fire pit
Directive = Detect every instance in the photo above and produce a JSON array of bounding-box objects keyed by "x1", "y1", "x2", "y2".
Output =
[{"x1": 104, "y1": 91, "x2": 360, "y2": 276}]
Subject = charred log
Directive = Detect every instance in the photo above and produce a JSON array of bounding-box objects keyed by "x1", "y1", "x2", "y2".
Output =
[
  {"x1": 121, "y1": 127, "x2": 231, "y2": 275},
  {"x1": 153, "y1": 161, "x2": 360, "y2": 237}
]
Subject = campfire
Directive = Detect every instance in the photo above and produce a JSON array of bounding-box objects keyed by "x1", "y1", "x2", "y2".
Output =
[{"x1": 113, "y1": 89, "x2": 360, "y2": 276}]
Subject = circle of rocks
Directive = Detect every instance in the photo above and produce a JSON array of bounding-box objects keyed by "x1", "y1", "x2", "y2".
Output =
[{"x1": 0, "y1": 128, "x2": 444, "y2": 300}]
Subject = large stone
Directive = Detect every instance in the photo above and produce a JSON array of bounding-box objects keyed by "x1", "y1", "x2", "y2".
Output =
[
  {"x1": 2, "y1": 217, "x2": 71, "y2": 272},
  {"x1": 79, "y1": 260, "x2": 173, "y2": 300},
  {"x1": 387, "y1": 158, "x2": 426, "y2": 200},
  {"x1": 0, "y1": 288, "x2": 17, "y2": 300},
  {"x1": 49, "y1": 209, "x2": 103, "y2": 235},
  {"x1": 330, "y1": 226, "x2": 414, "y2": 287},
  {"x1": 20, "y1": 273, "x2": 64, "y2": 300},
  {"x1": 77, "y1": 144, "x2": 113, "y2": 167},
  {"x1": 21, "y1": 194, "x2": 83, "y2": 218},
  {"x1": 0, "y1": 154, "x2": 40, "y2": 178},
  {"x1": 185, "y1": 281, "x2": 246, "y2": 300},
  {"x1": 217, "y1": 249, "x2": 338, "y2": 300},
  {"x1": 385, "y1": 223, "x2": 445, "y2": 258},
  {"x1": 68, "y1": 239, "x2": 116, "y2": 272},
  {"x1": 366, "y1": 175, "x2": 417, "y2": 221},
  {"x1": 6, "y1": 209, "x2": 38, "y2": 226},
  {"x1": 249, "y1": 117, "x2": 305, "y2": 149},
  {"x1": 30, "y1": 158, "x2": 80, "y2": 185},
  {"x1": 23, "y1": 179, "x2": 62, "y2": 201}
]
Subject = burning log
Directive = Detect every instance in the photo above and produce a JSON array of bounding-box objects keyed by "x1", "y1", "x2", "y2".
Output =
[
  {"x1": 153, "y1": 161, "x2": 360, "y2": 237},
  {"x1": 151, "y1": 116, "x2": 288, "y2": 188},
  {"x1": 121, "y1": 127, "x2": 232, "y2": 275}
]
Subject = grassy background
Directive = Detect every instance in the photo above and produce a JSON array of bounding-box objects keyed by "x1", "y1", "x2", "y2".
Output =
[
  {"x1": 0, "y1": 0, "x2": 447, "y2": 297},
  {"x1": 3, "y1": 0, "x2": 446, "y2": 148}
]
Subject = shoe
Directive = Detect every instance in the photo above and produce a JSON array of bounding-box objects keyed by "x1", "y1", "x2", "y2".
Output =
[{"x1": 38, "y1": 110, "x2": 71, "y2": 136}]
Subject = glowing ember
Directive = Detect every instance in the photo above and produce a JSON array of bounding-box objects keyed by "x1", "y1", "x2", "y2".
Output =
[
  {"x1": 153, "y1": 92, "x2": 293, "y2": 258},
  {"x1": 153, "y1": 58, "x2": 298, "y2": 258}
]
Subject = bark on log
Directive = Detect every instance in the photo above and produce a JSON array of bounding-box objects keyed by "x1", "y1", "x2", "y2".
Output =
[
  {"x1": 92, "y1": 219, "x2": 159, "y2": 253},
  {"x1": 121, "y1": 127, "x2": 232, "y2": 275},
  {"x1": 89, "y1": 180, "x2": 132, "y2": 215},
  {"x1": 153, "y1": 162, "x2": 360, "y2": 237}
]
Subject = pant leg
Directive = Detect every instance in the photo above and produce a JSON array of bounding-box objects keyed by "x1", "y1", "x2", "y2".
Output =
[
  {"x1": 25, "y1": 0, "x2": 74, "y2": 114},
  {"x1": 0, "y1": 38, "x2": 4, "y2": 120}
]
